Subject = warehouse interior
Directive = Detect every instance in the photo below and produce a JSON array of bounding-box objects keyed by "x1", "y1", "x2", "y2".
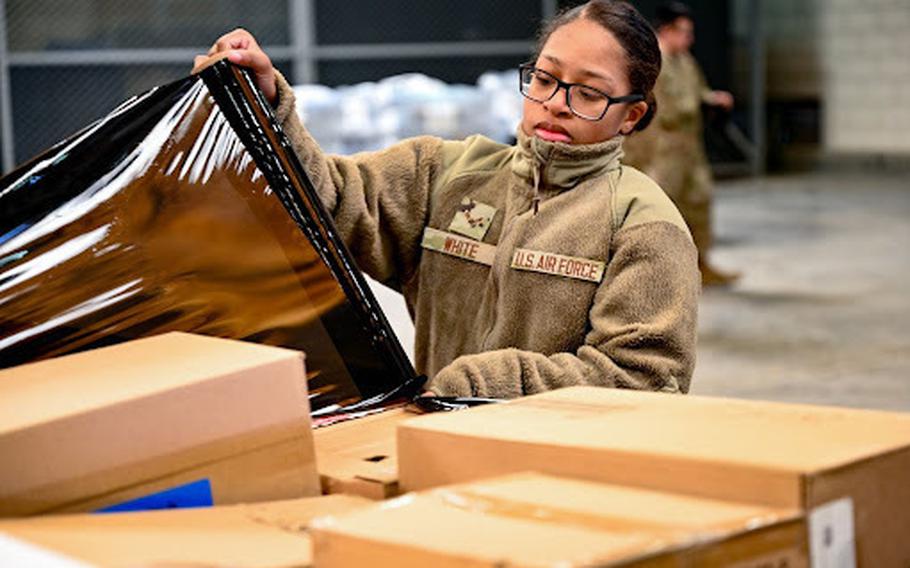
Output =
[{"x1": 0, "y1": 0, "x2": 908, "y2": 565}]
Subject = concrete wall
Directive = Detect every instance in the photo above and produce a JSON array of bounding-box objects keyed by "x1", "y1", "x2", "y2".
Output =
[{"x1": 822, "y1": 0, "x2": 910, "y2": 156}]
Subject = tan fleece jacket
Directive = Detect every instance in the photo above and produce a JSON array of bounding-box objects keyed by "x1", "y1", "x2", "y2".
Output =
[{"x1": 272, "y1": 74, "x2": 699, "y2": 398}]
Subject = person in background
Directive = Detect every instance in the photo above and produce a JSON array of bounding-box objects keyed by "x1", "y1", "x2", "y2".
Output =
[
  {"x1": 194, "y1": 0, "x2": 699, "y2": 398},
  {"x1": 623, "y1": 1, "x2": 739, "y2": 286}
]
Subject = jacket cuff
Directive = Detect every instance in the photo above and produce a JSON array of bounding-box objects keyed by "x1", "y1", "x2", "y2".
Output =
[
  {"x1": 426, "y1": 364, "x2": 476, "y2": 397},
  {"x1": 272, "y1": 69, "x2": 298, "y2": 125}
]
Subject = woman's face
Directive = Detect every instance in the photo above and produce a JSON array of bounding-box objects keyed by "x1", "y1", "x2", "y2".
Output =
[{"x1": 521, "y1": 18, "x2": 647, "y2": 145}]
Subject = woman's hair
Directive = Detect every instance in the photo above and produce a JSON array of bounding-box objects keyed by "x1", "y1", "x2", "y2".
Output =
[{"x1": 534, "y1": 0, "x2": 661, "y2": 132}]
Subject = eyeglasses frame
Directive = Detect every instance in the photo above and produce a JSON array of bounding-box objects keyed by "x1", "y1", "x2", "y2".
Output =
[{"x1": 518, "y1": 64, "x2": 645, "y2": 121}]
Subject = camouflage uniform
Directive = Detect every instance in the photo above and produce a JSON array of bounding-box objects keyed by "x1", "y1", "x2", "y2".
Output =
[
  {"x1": 271, "y1": 73, "x2": 700, "y2": 397},
  {"x1": 623, "y1": 51, "x2": 715, "y2": 268}
]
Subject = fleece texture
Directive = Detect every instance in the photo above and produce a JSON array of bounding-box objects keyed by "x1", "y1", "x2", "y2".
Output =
[{"x1": 273, "y1": 73, "x2": 699, "y2": 397}]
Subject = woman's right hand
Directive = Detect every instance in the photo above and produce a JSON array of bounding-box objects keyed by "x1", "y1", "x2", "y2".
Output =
[{"x1": 193, "y1": 28, "x2": 278, "y2": 105}]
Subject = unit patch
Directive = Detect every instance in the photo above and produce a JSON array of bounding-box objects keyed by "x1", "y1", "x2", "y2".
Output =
[
  {"x1": 511, "y1": 248, "x2": 605, "y2": 283},
  {"x1": 447, "y1": 198, "x2": 497, "y2": 240},
  {"x1": 422, "y1": 227, "x2": 496, "y2": 266}
]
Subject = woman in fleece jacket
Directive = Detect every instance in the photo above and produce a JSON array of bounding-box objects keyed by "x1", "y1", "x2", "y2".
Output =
[{"x1": 195, "y1": 0, "x2": 699, "y2": 398}]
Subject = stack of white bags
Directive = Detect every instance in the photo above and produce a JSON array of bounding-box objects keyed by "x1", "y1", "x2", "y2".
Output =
[{"x1": 292, "y1": 69, "x2": 523, "y2": 155}]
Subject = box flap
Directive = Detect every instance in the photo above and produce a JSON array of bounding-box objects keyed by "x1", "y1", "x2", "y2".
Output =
[
  {"x1": 315, "y1": 407, "x2": 409, "y2": 488},
  {"x1": 315, "y1": 494, "x2": 658, "y2": 567},
  {"x1": 0, "y1": 495, "x2": 371, "y2": 567},
  {"x1": 312, "y1": 473, "x2": 801, "y2": 567},
  {"x1": 402, "y1": 387, "x2": 910, "y2": 473},
  {"x1": 455, "y1": 472, "x2": 800, "y2": 534}
]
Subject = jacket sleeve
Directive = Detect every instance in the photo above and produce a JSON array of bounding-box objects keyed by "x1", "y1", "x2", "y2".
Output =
[
  {"x1": 695, "y1": 58, "x2": 714, "y2": 105},
  {"x1": 271, "y1": 71, "x2": 447, "y2": 289},
  {"x1": 427, "y1": 221, "x2": 699, "y2": 397}
]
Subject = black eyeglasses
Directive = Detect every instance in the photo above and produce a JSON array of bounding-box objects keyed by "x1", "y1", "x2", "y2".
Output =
[{"x1": 519, "y1": 64, "x2": 644, "y2": 121}]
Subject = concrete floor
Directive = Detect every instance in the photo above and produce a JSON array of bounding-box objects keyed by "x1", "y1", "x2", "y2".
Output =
[
  {"x1": 370, "y1": 170, "x2": 910, "y2": 412},
  {"x1": 693, "y1": 171, "x2": 910, "y2": 412}
]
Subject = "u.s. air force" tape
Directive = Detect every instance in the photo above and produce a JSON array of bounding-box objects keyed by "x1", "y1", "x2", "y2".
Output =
[
  {"x1": 511, "y1": 248, "x2": 605, "y2": 283},
  {"x1": 421, "y1": 227, "x2": 497, "y2": 266}
]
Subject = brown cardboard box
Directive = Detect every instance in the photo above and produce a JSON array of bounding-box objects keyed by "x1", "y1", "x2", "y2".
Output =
[
  {"x1": 398, "y1": 387, "x2": 910, "y2": 567},
  {"x1": 313, "y1": 407, "x2": 415, "y2": 500},
  {"x1": 311, "y1": 472, "x2": 807, "y2": 567},
  {"x1": 0, "y1": 332, "x2": 321, "y2": 517},
  {"x1": 0, "y1": 494, "x2": 371, "y2": 567}
]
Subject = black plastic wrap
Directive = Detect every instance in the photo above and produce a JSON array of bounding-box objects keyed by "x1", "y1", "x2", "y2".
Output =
[{"x1": 0, "y1": 60, "x2": 420, "y2": 415}]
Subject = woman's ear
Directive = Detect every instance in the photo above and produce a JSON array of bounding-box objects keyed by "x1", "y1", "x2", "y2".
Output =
[{"x1": 620, "y1": 101, "x2": 649, "y2": 135}]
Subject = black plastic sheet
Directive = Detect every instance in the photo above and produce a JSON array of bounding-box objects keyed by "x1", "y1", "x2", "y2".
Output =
[{"x1": 0, "y1": 61, "x2": 420, "y2": 416}]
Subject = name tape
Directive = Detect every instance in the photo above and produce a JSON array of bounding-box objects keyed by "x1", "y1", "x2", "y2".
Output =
[{"x1": 422, "y1": 227, "x2": 496, "y2": 266}]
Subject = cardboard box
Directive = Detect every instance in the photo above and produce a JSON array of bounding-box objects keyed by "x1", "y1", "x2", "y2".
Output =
[
  {"x1": 0, "y1": 332, "x2": 321, "y2": 517},
  {"x1": 311, "y1": 472, "x2": 807, "y2": 567},
  {"x1": 0, "y1": 494, "x2": 371, "y2": 567},
  {"x1": 398, "y1": 387, "x2": 910, "y2": 567},
  {"x1": 313, "y1": 407, "x2": 415, "y2": 499}
]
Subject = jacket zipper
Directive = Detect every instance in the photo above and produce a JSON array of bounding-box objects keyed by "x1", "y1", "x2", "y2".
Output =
[
  {"x1": 479, "y1": 157, "x2": 549, "y2": 351},
  {"x1": 531, "y1": 153, "x2": 548, "y2": 216}
]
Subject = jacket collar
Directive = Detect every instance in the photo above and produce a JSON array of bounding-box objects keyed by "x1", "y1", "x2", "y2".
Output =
[{"x1": 510, "y1": 127, "x2": 624, "y2": 191}]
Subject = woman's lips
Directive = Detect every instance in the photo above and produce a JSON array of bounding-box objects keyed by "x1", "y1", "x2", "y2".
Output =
[{"x1": 534, "y1": 124, "x2": 572, "y2": 143}]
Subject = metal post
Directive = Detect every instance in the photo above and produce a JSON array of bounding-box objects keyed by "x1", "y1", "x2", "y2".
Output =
[
  {"x1": 542, "y1": 0, "x2": 559, "y2": 19},
  {"x1": 289, "y1": 0, "x2": 316, "y2": 84},
  {"x1": 314, "y1": 41, "x2": 532, "y2": 60},
  {"x1": 0, "y1": 0, "x2": 16, "y2": 172},
  {"x1": 748, "y1": 0, "x2": 766, "y2": 176},
  {"x1": 9, "y1": 47, "x2": 295, "y2": 66}
]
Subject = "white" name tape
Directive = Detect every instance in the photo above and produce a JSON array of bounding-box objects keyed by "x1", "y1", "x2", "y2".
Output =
[{"x1": 421, "y1": 227, "x2": 497, "y2": 266}]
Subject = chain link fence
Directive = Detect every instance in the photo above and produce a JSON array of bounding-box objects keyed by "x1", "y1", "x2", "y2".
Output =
[
  {"x1": 1, "y1": 0, "x2": 557, "y2": 171},
  {"x1": 6, "y1": 0, "x2": 290, "y2": 50},
  {"x1": 315, "y1": 0, "x2": 541, "y2": 45}
]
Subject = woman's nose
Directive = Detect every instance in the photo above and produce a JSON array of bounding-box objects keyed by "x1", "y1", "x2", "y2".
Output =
[{"x1": 543, "y1": 86, "x2": 572, "y2": 116}]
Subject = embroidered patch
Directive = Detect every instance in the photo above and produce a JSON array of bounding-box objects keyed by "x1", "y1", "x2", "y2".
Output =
[
  {"x1": 422, "y1": 227, "x2": 497, "y2": 266},
  {"x1": 511, "y1": 248, "x2": 605, "y2": 283},
  {"x1": 447, "y1": 198, "x2": 497, "y2": 240}
]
